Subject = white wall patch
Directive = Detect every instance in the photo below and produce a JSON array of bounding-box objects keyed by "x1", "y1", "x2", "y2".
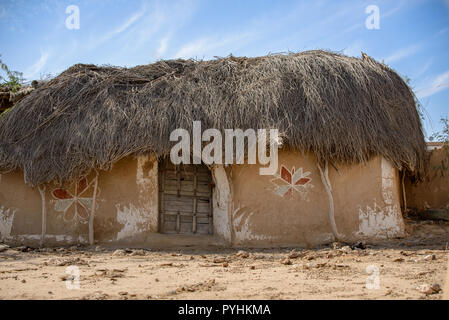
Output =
[
  {"x1": 233, "y1": 207, "x2": 273, "y2": 242},
  {"x1": 0, "y1": 205, "x2": 16, "y2": 240},
  {"x1": 357, "y1": 201, "x2": 403, "y2": 238},
  {"x1": 357, "y1": 157, "x2": 405, "y2": 239},
  {"x1": 116, "y1": 203, "x2": 153, "y2": 241},
  {"x1": 211, "y1": 165, "x2": 232, "y2": 242}
]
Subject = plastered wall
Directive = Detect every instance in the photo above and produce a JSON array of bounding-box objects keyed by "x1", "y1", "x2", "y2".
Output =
[
  {"x1": 0, "y1": 151, "x2": 405, "y2": 247},
  {"x1": 0, "y1": 155, "x2": 159, "y2": 245},
  {"x1": 227, "y1": 151, "x2": 404, "y2": 247},
  {"x1": 406, "y1": 147, "x2": 449, "y2": 211}
]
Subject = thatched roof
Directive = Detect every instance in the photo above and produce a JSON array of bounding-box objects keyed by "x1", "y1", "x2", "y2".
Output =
[{"x1": 0, "y1": 50, "x2": 426, "y2": 186}]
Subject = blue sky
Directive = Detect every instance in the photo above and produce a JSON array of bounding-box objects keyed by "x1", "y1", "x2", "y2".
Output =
[{"x1": 0, "y1": 0, "x2": 448, "y2": 138}]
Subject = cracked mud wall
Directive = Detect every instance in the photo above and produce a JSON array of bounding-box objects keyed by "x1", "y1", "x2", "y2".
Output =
[
  {"x1": 330, "y1": 156, "x2": 404, "y2": 240},
  {"x1": 95, "y1": 155, "x2": 159, "y2": 243},
  {"x1": 229, "y1": 151, "x2": 332, "y2": 247},
  {"x1": 1, "y1": 152, "x2": 405, "y2": 247},
  {"x1": 0, "y1": 156, "x2": 159, "y2": 245},
  {"x1": 0, "y1": 171, "x2": 42, "y2": 244},
  {"x1": 406, "y1": 147, "x2": 449, "y2": 211},
  {"x1": 228, "y1": 151, "x2": 405, "y2": 246}
]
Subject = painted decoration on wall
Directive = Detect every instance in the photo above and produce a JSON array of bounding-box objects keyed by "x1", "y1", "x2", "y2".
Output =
[
  {"x1": 51, "y1": 177, "x2": 98, "y2": 222},
  {"x1": 270, "y1": 165, "x2": 313, "y2": 198}
]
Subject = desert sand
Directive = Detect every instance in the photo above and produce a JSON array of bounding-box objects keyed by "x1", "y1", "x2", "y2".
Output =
[{"x1": 0, "y1": 218, "x2": 448, "y2": 300}]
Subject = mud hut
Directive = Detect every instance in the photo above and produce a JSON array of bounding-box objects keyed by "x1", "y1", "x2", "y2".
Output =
[
  {"x1": 405, "y1": 142, "x2": 449, "y2": 216},
  {"x1": 0, "y1": 50, "x2": 426, "y2": 247}
]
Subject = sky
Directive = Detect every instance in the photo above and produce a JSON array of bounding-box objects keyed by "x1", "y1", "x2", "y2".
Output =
[{"x1": 0, "y1": 0, "x2": 448, "y2": 139}]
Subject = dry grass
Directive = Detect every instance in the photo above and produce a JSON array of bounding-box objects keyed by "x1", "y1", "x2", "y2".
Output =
[{"x1": 0, "y1": 50, "x2": 426, "y2": 186}]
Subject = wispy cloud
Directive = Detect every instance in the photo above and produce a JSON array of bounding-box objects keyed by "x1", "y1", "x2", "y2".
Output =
[
  {"x1": 383, "y1": 44, "x2": 421, "y2": 64},
  {"x1": 343, "y1": 40, "x2": 363, "y2": 57},
  {"x1": 0, "y1": 6, "x2": 6, "y2": 19},
  {"x1": 436, "y1": 26, "x2": 449, "y2": 37},
  {"x1": 416, "y1": 70, "x2": 449, "y2": 98},
  {"x1": 175, "y1": 38, "x2": 216, "y2": 59},
  {"x1": 175, "y1": 32, "x2": 254, "y2": 59},
  {"x1": 155, "y1": 36, "x2": 170, "y2": 58},
  {"x1": 381, "y1": 0, "x2": 406, "y2": 18},
  {"x1": 24, "y1": 50, "x2": 50, "y2": 80},
  {"x1": 129, "y1": 8, "x2": 166, "y2": 52},
  {"x1": 100, "y1": 7, "x2": 146, "y2": 43},
  {"x1": 113, "y1": 10, "x2": 145, "y2": 35},
  {"x1": 413, "y1": 58, "x2": 433, "y2": 79},
  {"x1": 99, "y1": 0, "x2": 198, "y2": 62}
]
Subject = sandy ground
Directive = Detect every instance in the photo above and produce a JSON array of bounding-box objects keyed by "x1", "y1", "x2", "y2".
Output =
[{"x1": 0, "y1": 218, "x2": 448, "y2": 300}]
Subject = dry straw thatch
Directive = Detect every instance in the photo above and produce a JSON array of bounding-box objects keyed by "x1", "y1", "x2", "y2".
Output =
[{"x1": 0, "y1": 50, "x2": 426, "y2": 186}]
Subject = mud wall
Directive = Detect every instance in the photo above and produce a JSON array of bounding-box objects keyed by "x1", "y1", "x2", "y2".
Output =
[
  {"x1": 0, "y1": 171, "x2": 42, "y2": 243},
  {"x1": 0, "y1": 151, "x2": 405, "y2": 247},
  {"x1": 228, "y1": 151, "x2": 404, "y2": 247},
  {"x1": 0, "y1": 155, "x2": 159, "y2": 245},
  {"x1": 405, "y1": 146, "x2": 449, "y2": 211}
]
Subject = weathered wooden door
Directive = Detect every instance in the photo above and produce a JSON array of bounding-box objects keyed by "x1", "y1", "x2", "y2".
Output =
[{"x1": 159, "y1": 160, "x2": 213, "y2": 234}]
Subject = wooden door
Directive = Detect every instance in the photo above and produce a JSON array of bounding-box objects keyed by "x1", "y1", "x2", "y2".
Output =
[{"x1": 159, "y1": 160, "x2": 213, "y2": 234}]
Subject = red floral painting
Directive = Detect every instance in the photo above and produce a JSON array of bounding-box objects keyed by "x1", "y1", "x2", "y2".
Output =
[
  {"x1": 51, "y1": 177, "x2": 96, "y2": 222},
  {"x1": 270, "y1": 165, "x2": 312, "y2": 197}
]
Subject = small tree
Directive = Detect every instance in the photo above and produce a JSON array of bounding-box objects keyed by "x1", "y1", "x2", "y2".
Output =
[
  {"x1": 403, "y1": 75, "x2": 426, "y2": 122},
  {"x1": 429, "y1": 118, "x2": 449, "y2": 143},
  {"x1": 0, "y1": 54, "x2": 24, "y2": 92},
  {"x1": 0, "y1": 54, "x2": 25, "y2": 118},
  {"x1": 428, "y1": 118, "x2": 449, "y2": 177}
]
